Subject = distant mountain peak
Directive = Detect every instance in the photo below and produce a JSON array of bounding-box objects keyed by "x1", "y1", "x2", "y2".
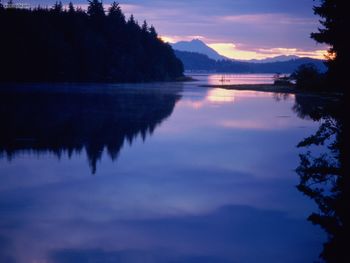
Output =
[
  {"x1": 171, "y1": 39, "x2": 227, "y2": 61},
  {"x1": 191, "y1": 39, "x2": 204, "y2": 43},
  {"x1": 174, "y1": 49, "x2": 327, "y2": 73},
  {"x1": 246, "y1": 55, "x2": 300, "y2": 63}
]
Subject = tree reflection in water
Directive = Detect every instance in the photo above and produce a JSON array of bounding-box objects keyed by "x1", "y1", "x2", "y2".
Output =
[
  {"x1": 293, "y1": 92, "x2": 349, "y2": 263},
  {"x1": 0, "y1": 84, "x2": 181, "y2": 174}
]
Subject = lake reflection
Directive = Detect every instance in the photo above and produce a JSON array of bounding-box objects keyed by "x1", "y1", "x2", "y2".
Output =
[
  {"x1": 0, "y1": 84, "x2": 181, "y2": 174},
  {"x1": 0, "y1": 80, "x2": 325, "y2": 263}
]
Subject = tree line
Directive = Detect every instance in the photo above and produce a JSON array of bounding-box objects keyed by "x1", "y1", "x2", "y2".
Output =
[{"x1": 0, "y1": 1, "x2": 184, "y2": 82}]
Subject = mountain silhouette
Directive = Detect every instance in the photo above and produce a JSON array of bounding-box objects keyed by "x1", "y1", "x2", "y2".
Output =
[
  {"x1": 174, "y1": 50, "x2": 326, "y2": 73},
  {"x1": 172, "y1": 39, "x2": 321, "y2": 65},
  {"x1": 246, "y1": 55, "x2": 300, "y2": 63},
  {"x1": 171, "y1": 39, "x2": 227, "y2": 60}
]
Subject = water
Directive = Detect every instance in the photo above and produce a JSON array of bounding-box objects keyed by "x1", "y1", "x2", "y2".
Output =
[
  {"x1": 0, "y1": 76, "x2": 325, "y2": 263},
  {"x1": 190, "y1": 73, "x2": 275, "y2": 85}
]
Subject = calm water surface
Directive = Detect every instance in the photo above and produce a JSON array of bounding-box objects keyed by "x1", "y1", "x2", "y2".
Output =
[
  {"x1": 0, "y1": 76, "x2": 325, "y2": 263},
  {"x1": 190, "y1": 73, "x2": 275, "y2": 85}
]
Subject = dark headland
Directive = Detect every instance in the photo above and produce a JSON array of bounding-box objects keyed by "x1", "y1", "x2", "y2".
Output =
[{"x1": 0, "y1": 1, "x2": 183, "y2": 83}]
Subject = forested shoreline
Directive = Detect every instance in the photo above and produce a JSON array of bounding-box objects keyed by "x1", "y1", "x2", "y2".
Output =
[{"x1": 0, "y1": 1, "x2": 184, "y2": 82}]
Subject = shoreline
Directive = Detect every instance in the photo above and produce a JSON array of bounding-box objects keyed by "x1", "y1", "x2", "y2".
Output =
[
  {"x1": 200, "y1": 84, "x2": 342, "y2": 97},
  {"x1": 200, "y1": 84, "x2": 297, "y2": 94}
]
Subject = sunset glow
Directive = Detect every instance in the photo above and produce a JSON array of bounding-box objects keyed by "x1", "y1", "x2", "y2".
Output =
[
  {"x1": 120, "y1": 0, "x2": 328, "y2": 60},
  {"x1": 160, "y1": 35, "x2": 327, "y2": 60},
  {"x1": 206, "y1": 89, "x2": 236, "y2": 103},
  {"x1": 208, "y1": 43, "x2": 327, "y2": 60},
  {"x1": 63, "y1": 0, "x2": 327, "y2": 60}
]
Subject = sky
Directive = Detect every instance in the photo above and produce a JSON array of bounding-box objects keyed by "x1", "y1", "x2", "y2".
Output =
[{"x1": 18, "y1": 0, "x2": 327, "y2": 60}]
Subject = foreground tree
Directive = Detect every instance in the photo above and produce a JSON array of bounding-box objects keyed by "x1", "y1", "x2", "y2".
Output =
[{"x1": 311, "y1": 0, "x2": 347, "y2": 90}]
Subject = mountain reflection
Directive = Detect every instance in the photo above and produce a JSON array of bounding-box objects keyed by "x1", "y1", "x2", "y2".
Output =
[
  {"x1": 0, "y1": 84, "x2": 181, "y2": 174},
  {"x1": 293, "y1": 92, "x2": 349, "y2": 262}
]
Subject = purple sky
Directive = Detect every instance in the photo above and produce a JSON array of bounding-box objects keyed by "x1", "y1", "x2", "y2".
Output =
[{"x1": 13, "y1": 0, "x2": 328, "y2": 59}]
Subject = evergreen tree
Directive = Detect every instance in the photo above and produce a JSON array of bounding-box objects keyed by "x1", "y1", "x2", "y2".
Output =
[
  {"x1": 68, "y1": 2, "x2": 75, "y2": 13},
  {"x1": 87, "y1": 0, "x2": 105, "y2": 18},
  {"x1": 127, "y1": 14, "x2": 137, "y2": 26},
  {"x1": 149, "y1": 25, "x2": 158, "y2": 38},
  {"x1": 141, "y1": 20, "x2": 148, "y2": 33},
  {"x1": 52, "y1": 1, "x2": 63, "y2": 13},
  {"x1": 311, "y1": 0, "x2": 347, "y2": 90},
  {"x1": 108, "y1": 1, "x2": 125, "y2": 25}
]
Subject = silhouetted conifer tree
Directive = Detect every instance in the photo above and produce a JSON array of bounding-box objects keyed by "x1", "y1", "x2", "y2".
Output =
[
  {"x1": 311, "y1": 0, "x2": 347, "y2": 90},
  {"x1": 141, "y1": 20, "x2": 148, "y2": 33},
  {"x1": 52, "y1": 1, "x2": 63, "y2": 13},
  {"x1": 149, "y1": 25, "x2": 157, "y2": 38},
  {"x1": 68, "y1": 2, "x2": 75, "y2": 13},
  {"x1": 87, "y1": 0, "x2": 105, "y2": 18},
  {"x1": 108, "y1": 2, "x2": 125, "y2": 25}
]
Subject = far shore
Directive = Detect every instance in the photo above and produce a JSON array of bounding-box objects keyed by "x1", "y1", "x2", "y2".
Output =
[
  {"x1": 200, "y1": 84, "x2": 342, "y2": 97},
  {"x1": 201, "y1": 84, "x2": 296, "y2": 93}
]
